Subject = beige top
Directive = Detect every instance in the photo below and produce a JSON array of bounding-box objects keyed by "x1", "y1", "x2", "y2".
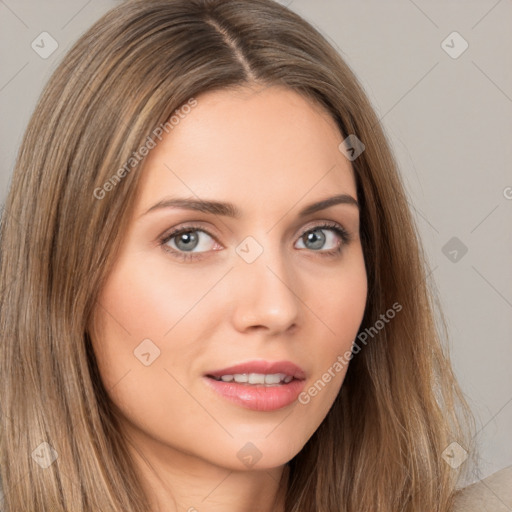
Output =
[{"x1": 452, "y1": 465, "x2": 512, "y2": 511}]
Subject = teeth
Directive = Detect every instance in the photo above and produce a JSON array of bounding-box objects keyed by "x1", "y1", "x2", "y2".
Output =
[
  {"x1": 263, "y1": 374, "x2": 280, "y2": 385},
  {"x1": 214, "y1": 373, "x2": 294, "y2": 385},
  {"x1": 249, "y1": 373, "x2": 264, "y2": 384}
]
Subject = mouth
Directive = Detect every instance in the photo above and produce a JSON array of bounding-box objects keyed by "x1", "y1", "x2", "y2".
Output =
[
  {"x1": 207, "y1": 372, "x2": 296, "y2": 386},
  {"x1": 205, "y1": 359, "x2": 306, "y2": 384},
  {"x1": 203, "y1": 360, "x2": 307, "y2": 411}
]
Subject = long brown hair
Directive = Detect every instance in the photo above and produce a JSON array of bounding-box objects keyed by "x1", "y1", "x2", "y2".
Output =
[{"x1": 0, "y1": 0, "x2": 476, "y2": 510}]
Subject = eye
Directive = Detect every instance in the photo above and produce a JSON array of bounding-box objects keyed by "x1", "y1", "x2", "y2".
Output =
[
  {"x1": 295, "y1": 222, "x2": 351, "y2": 255},
  {"x1": 160, "y1": 224, "x2": 219, "y2": 260}
]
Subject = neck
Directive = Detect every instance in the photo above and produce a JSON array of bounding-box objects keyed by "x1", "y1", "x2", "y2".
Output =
[{"x1": 124, "y1": 426, "x2": 290, "y2": 512}]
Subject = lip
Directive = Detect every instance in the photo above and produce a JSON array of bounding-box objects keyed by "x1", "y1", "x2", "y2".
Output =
[
  {"x1": 205, "y1": 360, "x2": 306, "y2": 380},
  {"x1": 203, "y1": 360, "x2": 307, "y2": 412}
]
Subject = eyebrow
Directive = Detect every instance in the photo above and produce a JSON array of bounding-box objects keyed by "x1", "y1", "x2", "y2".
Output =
[{"x1": 142, "y1": 193, "x2": 359, "y2": 218}]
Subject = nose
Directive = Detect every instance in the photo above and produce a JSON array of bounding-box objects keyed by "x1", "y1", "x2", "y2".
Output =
[{"x1": 230, "y1": 243, "x2": 301, "y2": 335}]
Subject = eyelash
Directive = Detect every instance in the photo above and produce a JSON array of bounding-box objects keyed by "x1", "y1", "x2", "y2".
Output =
[{"x1": 159, "y1": 221, "x2": 352, "y2": 262}]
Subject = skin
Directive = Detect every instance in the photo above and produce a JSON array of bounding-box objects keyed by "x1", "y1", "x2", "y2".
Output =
[{"x1": 90, "y1": 84, "x2": 368, "y2": 512}]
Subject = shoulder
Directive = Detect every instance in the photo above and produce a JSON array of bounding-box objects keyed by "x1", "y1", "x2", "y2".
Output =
[{"x1": 451, "y1": 465, "x2": 512, "y2": 511}]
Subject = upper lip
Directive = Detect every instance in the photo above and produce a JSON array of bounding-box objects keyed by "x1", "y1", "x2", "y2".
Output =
[{"x1": 206, "y1": 360, "x2": 306, "y2": 380}]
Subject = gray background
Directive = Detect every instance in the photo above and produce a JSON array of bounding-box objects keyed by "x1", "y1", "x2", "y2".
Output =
[{"x1": 0, "y1": 0, "x2": 511, "y2": 487}]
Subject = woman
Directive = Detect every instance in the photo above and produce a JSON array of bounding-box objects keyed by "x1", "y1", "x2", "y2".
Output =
[{"x1": 0, "y1": 0, "x2": 482, "y2": 510}]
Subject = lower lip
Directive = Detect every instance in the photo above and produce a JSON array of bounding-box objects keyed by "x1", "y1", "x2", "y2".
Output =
[{"x1": 203, "y1": 377, "x2": 306, "y2": 412}]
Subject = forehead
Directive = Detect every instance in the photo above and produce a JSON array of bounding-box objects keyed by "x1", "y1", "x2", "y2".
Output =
[{"x1": 135, "y1": 85, "x2": 357, "y2": 216}]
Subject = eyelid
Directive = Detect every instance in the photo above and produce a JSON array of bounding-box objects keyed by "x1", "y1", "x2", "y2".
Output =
[{"x1": 160, "y1": 222, "x2": 218, "y2": 241}]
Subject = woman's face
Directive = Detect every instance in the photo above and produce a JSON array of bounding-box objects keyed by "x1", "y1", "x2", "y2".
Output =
[{"x1": 90, "y1": 85, "x2": 367, "y2": 472}]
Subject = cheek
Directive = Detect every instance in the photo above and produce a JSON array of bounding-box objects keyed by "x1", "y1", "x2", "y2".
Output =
[
  {"x1": 312, "y1": 249, "x2": 368, "y2": 346},
  {"x1": 88, "y1": 254, "x2": 217, "y2": 440},
  {"x1": 90, "y1": 254, "x2": 188, "y2": 388},
  {"x1": 97, "y1": 254, "x2": 213, "y2": 337},
  {"x1": 299, "y1": 251, "x2": 367, "y2": 400}
]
